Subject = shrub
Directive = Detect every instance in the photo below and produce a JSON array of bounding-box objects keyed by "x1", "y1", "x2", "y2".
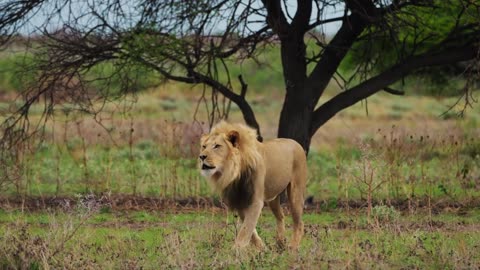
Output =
[{"x1": 371, "y1": 205, "x2": 400, "y2": 224}]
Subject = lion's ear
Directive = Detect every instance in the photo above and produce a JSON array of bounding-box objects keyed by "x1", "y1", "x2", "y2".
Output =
[{"x1": 227, "y1": 130, "x2": 239, "y2": 148}]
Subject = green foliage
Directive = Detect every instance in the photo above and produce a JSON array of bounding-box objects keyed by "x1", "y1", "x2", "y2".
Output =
[
  {"x1": 344, "y1": 1, "x2": 475, "y2": 69},
  {"x1": 0, "y1": 52, "x2": 35, "y2": 92},
  {"x1": 227, "y1": 45, "x2": 285, "y2": 91},
  {"x1": 0, "y1": 51, "x2": 160, "y2": 96},
  {"x1": 87, "y1": 61, "x2": 161, "y2": 97},
  {"x1": 0, "y1": 38, "x2": 475, "y2": 97},
  {"x1": 341, "y1": 1, "x2": 479, "y2": 95},
  {"x1": 392, "y1": 74, "x2": 467, "y2": 97}
]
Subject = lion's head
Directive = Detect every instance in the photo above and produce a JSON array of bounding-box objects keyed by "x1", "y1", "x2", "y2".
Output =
[{"x1": 198, "y1": 121, "x2": 261, "y2": 192}]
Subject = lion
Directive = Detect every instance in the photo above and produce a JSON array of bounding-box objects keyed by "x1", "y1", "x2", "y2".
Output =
[{"x1": 198, "y1": 121, "x2": 307, "y2": 249}]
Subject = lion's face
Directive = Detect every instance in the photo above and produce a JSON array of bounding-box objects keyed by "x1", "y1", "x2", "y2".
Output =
[{"x1": 198, "y1": 132, "x2": 238, "y2": 178}]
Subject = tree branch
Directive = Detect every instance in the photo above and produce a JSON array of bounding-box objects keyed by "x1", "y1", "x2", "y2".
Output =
[
  {"x1": 383, "y1": 87, "x2": 405, "y2": 96},
  {"x1": 307, "y1": 16, "x2": 346, "y2": 31},
  {"x1": 310, "y1": 44, "x2": 479, "y2": 136},
  {"x1": 0, "y1": 0, "x2": 45, "y2": 46},
  {"x1": 291, "y1": 0, "x2": 312, "y2": 32},
  {"x1": 261, "y1": 0, "x2": 289, "y2": 35},
  {"x1": 217, "y1": 26, "x2": 271, "y2": 58},
  {"x1": 306, "y1": 12, "x2": 367, "y2": 103},
  {"x1": 190, "y1": 71, "x2": 261, "y2": 137},
  {"x1": 306, "y1": 0, "x2": 437, "y2": 108}
]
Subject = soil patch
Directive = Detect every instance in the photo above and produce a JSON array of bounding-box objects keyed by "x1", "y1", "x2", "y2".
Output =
[{"x1": 0, "y1": 195, "x2": 478, "y2": 214}]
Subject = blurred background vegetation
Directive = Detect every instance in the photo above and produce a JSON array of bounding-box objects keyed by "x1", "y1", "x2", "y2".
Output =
[
  {"x1": 1, "y1": 37, "x2": 476, "y2": 97},
  {"x1": 0, "y1": 38, "x2": 478, "y2": 207}
]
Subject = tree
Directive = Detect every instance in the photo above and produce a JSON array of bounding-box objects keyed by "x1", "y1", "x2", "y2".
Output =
[{"x1": 0, "y1": 0, "x2": 479, "y2": 152}]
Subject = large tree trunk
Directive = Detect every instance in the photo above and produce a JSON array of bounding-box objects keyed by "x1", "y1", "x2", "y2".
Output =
[
  {"x1": 276, "y1": 32, "x2": 313, "y2": 152},
  {"x1": 277, "y1": 95, "x2": 313, "y2": 153}
]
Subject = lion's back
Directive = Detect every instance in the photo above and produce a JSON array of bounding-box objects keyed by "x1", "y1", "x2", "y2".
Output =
[
  {"x1": 264, "y1": 137, "x2": 305, "y2": 159},
  {"x1": 261, "y1": 138, "x2": 307, "y2": 200}
]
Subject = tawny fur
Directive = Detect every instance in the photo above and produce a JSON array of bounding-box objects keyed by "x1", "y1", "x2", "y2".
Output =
[{"x1": 198, "y1": 121, "x2": 308, "y2": 249}]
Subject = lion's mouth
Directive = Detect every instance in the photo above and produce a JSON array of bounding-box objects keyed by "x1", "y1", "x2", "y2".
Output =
[{"x1": 202, "y1": 163, "x2": 216, "y2": 170}]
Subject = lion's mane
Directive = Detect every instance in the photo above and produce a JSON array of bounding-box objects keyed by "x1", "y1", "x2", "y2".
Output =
[{"x1": 208, "y1": 121, "x2": 261, "y2": 207}]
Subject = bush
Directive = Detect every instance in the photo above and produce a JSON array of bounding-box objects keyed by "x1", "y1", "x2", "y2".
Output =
[{"x1": 371, "y1": 205, "x2": 400, "y2": 224}]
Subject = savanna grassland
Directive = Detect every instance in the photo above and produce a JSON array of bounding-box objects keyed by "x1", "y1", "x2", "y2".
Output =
[{"x1": 0, "y1": 46, "x2": 480, "y2": 269}]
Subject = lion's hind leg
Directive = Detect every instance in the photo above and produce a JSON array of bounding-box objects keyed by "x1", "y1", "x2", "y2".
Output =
[
  {"x1": 268, "y1": 196, "x2": 286, "y2": 248},
  {"x1": 287, "y1": 182, "x2": 304, "y2": 250}
]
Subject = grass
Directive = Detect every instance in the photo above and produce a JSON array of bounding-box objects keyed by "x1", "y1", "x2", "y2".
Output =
[
  {"x1": 19, "y1": 143, "x2": 202, "y2": 196},
  {"x1": 1, "y1": 206, "x2": 479, "y2": 269},
  {"x1": 1, "y1": 87, "x2": 479, "y2": 205},
  {"x1": 3, "y1": 125, "x2": 479, "y2": 206}
]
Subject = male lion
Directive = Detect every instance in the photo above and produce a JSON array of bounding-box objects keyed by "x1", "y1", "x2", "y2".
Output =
[{"x1": 198, "y1": 121, "x2": 307, "y2": 249}]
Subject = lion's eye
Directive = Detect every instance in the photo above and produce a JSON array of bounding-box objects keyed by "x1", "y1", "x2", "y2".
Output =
[
  {"x1": 213, "y1": 144, "x2": 221, "y2": 149},
  {"x1": 202, "y1": 145, "x2": 206, "y2": 149}
]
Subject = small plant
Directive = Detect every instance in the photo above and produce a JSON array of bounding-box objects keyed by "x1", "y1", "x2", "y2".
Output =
[
  {"x1": 371, "y1": 205, "x2": 400, "y2": 224},
  {"x1": 348, "y1": 143, "x2": 386, "y2": 222},
  {"x1": 462, "y1": 138, "x2": 480, "y2": 159}
]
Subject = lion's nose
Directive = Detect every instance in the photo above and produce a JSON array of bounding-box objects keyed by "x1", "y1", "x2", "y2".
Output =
[{"x1": 199, "y1": 155, "x2": 207, "y2": 161}]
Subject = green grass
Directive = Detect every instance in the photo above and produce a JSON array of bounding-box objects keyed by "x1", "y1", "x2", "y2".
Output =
[
  {"x1": 1, "y1": 208, "x2": 479, "y2": 269},
  {"x1": 3, "y1": 130, "x2": 479, "y2": 205},
  {"x1": 11, "y1": 143, "x2": 205, "y2": 197},
  {"x1": 0, "y1": 88, "x2": 478, "y2": 204}
]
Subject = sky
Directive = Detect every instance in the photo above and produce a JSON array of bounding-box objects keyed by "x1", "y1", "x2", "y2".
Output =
[{"x1": 18, "y1": 0, "x2": 344, "y2": 37}]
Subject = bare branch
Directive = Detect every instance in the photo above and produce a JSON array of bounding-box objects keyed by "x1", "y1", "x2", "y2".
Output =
[
  {"x1": 0, "y1": 0, "x2": 45, "y2": 46},
  {"x1": 189, "y1": 71, "x2": 261, "y2": 135},
  {"x1": 307, "y1": 16, "x2": 346, "y2": 31}
]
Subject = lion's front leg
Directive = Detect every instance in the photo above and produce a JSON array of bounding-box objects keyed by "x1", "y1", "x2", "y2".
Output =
[
  {"x1": 234, "y1": 200, "x2": 264, "y2": 249},
  {"x1": 249, "y1": 228, "x2": 264, "y2": 249}
]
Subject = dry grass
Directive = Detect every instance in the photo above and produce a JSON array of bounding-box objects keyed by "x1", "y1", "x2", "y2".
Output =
[
  {"x1": 1, "y1": 204, "x2": 479, "y2": 269},
  {"x1": 0, "y1": 88, "x2": 479, "y2": 203}
]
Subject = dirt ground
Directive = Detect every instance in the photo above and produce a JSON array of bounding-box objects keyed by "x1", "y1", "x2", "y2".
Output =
[{"x1": 0, "y1": 195, "x2": 477, "y2": 214}]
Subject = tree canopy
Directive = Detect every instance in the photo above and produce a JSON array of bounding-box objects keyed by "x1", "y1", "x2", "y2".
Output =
[{"x1": 0, "y1": 0, "x2": 479, "y2": 151}]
